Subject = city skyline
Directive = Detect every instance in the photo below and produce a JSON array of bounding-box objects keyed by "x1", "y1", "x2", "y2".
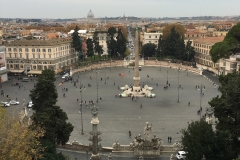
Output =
[{"x1": 0, "y1": 0, "x2": 239, "y2": 19}]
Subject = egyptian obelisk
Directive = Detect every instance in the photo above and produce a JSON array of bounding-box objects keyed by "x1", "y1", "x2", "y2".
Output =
[{"x1": 133, "y1": 30, "x2": 140, "y2": 88}]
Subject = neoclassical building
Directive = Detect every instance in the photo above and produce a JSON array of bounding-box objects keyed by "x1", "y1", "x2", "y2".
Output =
[
  {"x1": 5, "y1": 39, "x2": 77, "y2": 75},
  {"x1": 193, "y1": 36, "x2": 224, "y2": 73}
]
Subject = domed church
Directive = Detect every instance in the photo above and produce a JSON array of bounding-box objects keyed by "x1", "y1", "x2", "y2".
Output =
[{"x1": 87, "y1": 9, "x2": 94, "y2": 20}]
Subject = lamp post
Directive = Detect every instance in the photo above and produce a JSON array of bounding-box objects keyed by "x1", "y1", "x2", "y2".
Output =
[
  {"x1": 18, "y1": 58, "x2": 20, "y2": 82},
  {"x1": 177, "y1": 63, "x2": 181, "y2": 103},
  {"x1": 166, "y1": 61, "x2": 170, "y2": 84},
  {"x1": 110, "y1": 59, "x2": 112, "y2": 71},
  {"x1": 96, "y1": 69, "x2": 99, "y2": 103},
  {"x1": 79, "y1": 87, "x2": 84, "y2": 135},
  {"x1": 109, "y1": 49, "x2": 112, "y2": 71},
  {"x1": 105, "y1": 66, "x2": 106, "y2": 84},
  {"x1": 199, "y1": 84, "x2": 203, "y2": 120},
  {"x1": 159, "y1": 59, "x2": 161, "y2": 71},
  {"x1": 159, "y1": 52, "x2": 161, "y2": 71}
]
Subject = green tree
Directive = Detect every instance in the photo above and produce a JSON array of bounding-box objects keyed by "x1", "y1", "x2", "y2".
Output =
[
  {"x1": 209, "y1": 72, "x2": 240, "y2": 157},
  {"x1": 182, "y1": 120, "x2": 234, "y2": 160},
  {"x1": 184, "y1": 40, "x2": 195, "y2": 62},
  {"x1": 175, "y1": 37, "x2": 185, "y2": 60},
  {"x1": 71, "y1": 26, "x2": 82, "y2": 60},
  {"x1": 107, "y1": 27, "x2": 117, "y2": 58},
  {"x1": 210, "y1": 41, "x2": 231, "y2": 63},
  {"x1": 86, "y1": 38, "x2": 94, "y2": 58},
  {"x1": 142, "y1": 43, "x2": 157, "y2": 57},
  {"x1": 162, "y1": 27, "x2": 181, "y2": 58},
  {"x1": 157, "y1": 34, "x2": 165, "y2": 59},
  {"x1": 210, "y1": 22, "x2": 240, "y2": 63},
  {"x1": 93, "y1": 31, "x2": 103, "y2": 59},
  {"x1": 30, "y1": 69, "x2": 74, "y2": 159},
  {"x1": 116, "y1": 28, "x2": 127, "y2": 58}
]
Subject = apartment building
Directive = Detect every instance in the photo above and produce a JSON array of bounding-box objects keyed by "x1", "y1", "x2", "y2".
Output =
[
  {"x1": 219, "y1": 55, "x2": 240, "y2": 75},
  {"x1": 193, "y1": 36, "x2": 224, "y2": 73},
  {"x1": 5, "y1": 39, "x2": 77, "y2": 75},
  {"x1": 143, "y1": 32, "x2": 162, "y2": 45}
]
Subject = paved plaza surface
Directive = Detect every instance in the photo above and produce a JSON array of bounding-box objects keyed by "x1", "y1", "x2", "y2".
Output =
[{"x1": 1, "y1": 66, "x2": 220, "y2": 149}]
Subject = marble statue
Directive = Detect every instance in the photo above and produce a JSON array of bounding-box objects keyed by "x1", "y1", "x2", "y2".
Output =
[{"x1": 144, "y1": 122, "x2": 152, "y2": 139}]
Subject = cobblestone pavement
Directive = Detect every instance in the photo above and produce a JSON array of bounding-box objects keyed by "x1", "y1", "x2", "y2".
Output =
[{"x1": 1, "y1": 66, "x2": 220, "y2": 148}]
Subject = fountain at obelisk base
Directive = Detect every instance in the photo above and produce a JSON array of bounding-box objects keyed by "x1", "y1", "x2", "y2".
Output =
[{"x1": 119, "y1": 30, "x2": 155, "y2": 98}]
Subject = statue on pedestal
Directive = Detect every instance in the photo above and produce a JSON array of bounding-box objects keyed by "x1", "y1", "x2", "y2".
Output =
[
  {"x1": 143, "y1": 122, "x2": 152, "y2": 140},
  {"x1": 91, "y1": 105, "x2": 98, "y2": 118},
  {"x1": 132, "y1": 122, "x2": 162, "y2": 155}
]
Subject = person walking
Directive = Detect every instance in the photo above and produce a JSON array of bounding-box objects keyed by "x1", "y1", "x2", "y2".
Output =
[
  {"x1": 188, "y1": 102, "x2": 190, "y2": 106},
  {"x1": 129, "y1": 131, "x2": 131, "y2": 137},
  {"x1": 168, "y1": 136, "x2": 170, "y2": 143},
  {"x1": 169, "y1": 136, "x2": 172, "y2": 143},
  {"x1": 140, "y1": 103, "x2": 142, "y2": 108}
]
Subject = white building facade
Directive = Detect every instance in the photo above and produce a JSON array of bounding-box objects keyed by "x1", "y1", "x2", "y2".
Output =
[
  {"x1": 143, "y1": 32, "x2": 162, "y2": 45},
  {"x1": 5, "y1": 39, "x2": 77, "y2": 75}
]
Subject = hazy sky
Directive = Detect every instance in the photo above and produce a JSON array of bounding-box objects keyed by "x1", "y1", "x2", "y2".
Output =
[{"x1": 0, "y1": 0, "x2": 239, "y2": 18}]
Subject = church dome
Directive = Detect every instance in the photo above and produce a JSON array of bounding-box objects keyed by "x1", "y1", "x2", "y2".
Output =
[{"x1": 87, "y1": 9, "x2": 94, "y2": 19}]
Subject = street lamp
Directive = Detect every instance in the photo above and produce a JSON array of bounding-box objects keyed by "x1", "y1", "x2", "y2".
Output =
[
  {"x1": 159, "y1": 52, "x2": 161, "y2": 71},
  {"x1": 177, "y1": 63, "x2": 181, "y2": 103},
  {"x1": 79, "y1": 83, "x2": 84, "y2": 135},
  {"x1": 96, "y1": 69, "x2": 99, "y2": 103},
  {"x1": 199, "y1": 84, "x2": 203, "y2": 120},
  {"x1": 159, "y1": 59, "x2": 161, "y2": 71},
  {"x1": 110, "y1": 59, "x2": 112, "y2": 71},
  {"x1": 105, "y1": 66, "x2": 106, "y2": 84},
  {"x1": 166, "y1": 61, "x2": 170, "y2": 84}
]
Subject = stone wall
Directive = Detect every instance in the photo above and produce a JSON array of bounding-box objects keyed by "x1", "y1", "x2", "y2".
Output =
[
  {"x1": 70, "y1": 60, "x2": 200, "y2": 76},
  {"x1": 71, "y1": 60, "x2": 123, "y2": 75},
  {"x1": 58, "y1": 140, "x2": 182, "y2": 155}
]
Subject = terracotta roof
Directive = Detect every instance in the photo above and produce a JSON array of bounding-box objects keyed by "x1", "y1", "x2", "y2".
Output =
[
  {"x1": 6, "y1": 39, "x2": 71, "y2": 46},
  {"x1": 193, "y1": 36, "x2": 224, "y2": 44}
]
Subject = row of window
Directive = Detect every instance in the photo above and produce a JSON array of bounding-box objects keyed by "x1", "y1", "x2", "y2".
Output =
[
  {"x1": 8, "y1": 53, "x2": 52, "y2": 59},
  {"x1": 194, "y1": 43, "x2": 211, "y2": 49},
  {"x1": 148, "y1": 36, "x2": 158, "y2": 38},
  {"x1": 7, "y1": 46, "x2": 70, "y2": 53},
  {"x1": 148, "y1": 41, "x2": 158, "y2": 44},
  {"x1": 186, "y1": 34, "x2": 205, "y2": 38},
  {"x1": 7, "y1": 51, "x2": 71, "y2": 59},
  {"x1": 8, "y1": 61, "x2": 52, "y2": 64},
  {"x1": 195, "y1": 48, "x2": 209, "y2": 54},
  {"x1": 9, "y1": 65, "x2": 47, "y2": 70}
]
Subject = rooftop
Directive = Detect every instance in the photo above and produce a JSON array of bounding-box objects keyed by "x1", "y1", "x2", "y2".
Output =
[
  {"x1": 6, "y1": 39, "x2": 71, "y2": 47},
  {"x1": 193, "y1": 36, "x2": 224, "y2": 44}
]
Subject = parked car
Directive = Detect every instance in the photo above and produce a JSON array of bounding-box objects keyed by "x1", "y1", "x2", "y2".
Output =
[
  {"x1": 176, "y1": 151, "x2": 187, "y2": 160},
  {"x1": 1, "y1": 102, "x2": 10, "y2": 107},
  {"x1": 28, "y1": 101, "x2": 33, "y2": 108},
  {"x1": 9, "y1": 100, "x2": 20, "y2": 105}
]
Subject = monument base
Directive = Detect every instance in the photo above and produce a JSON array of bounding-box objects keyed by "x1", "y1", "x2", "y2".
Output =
[
  {"x1": 134, "y1": 148, "x2": 161, "y2": 156},
  {"x1": 90, "y1": 153, "x2": 101, "y2": 160},
  {"x1": 119, "y1": 85, "x2": 155, "y2": 98}
]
